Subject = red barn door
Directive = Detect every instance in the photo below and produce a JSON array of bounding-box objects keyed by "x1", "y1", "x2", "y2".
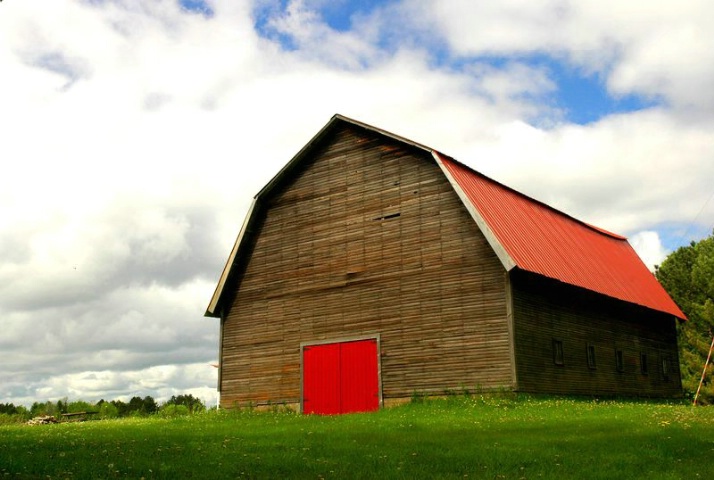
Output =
[
  {"x1": 302, "y1": 342, "x2": 341, "y2": 415},
  {"x1": 302, "y1": 338, "x2": 379, "y2": 415}
]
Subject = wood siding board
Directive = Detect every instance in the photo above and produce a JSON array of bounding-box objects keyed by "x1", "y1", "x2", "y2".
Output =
[{"x1": 504, "y1": 273, "x2": 518, "y2": 390}]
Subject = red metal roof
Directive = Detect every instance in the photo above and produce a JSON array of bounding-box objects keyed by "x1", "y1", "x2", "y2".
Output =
[{"x1": 436, "y1": 152, "x2": 686, "y2": 320}]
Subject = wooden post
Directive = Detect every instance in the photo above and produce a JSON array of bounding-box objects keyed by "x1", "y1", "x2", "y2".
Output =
[{"x1": 693, "y1": 333, "x2": 714, "y2": 406}]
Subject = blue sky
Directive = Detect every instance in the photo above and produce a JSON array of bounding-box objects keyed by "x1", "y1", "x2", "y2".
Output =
[
  {"x1": 245, "y1": 0, "x2": 662, "y2": 125},
  {"x1": 1, "y1": 0, "x2": 712, "y2": 407},
  {"x1": 180, "y1": 0, "x2": 214, "y2": 17},
  {"x1": 535, "y1": 57, "x2": 660, "y2": 125}
]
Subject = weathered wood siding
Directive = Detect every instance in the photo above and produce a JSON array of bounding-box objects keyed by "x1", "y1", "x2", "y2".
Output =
[
  {"x1": 220, "y1": 125, "x2": 512, "y2": 407},
  {"x1": 511, "y1": 271, "x2": 682, "y2": 397}
]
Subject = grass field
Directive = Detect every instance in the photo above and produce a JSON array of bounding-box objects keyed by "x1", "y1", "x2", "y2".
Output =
[{"x1": 1, "y1": 395, "x2": 713, "y2": 479}]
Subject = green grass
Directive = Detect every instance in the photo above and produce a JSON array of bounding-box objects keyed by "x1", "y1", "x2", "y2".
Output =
[{"x1": 2, "y1": 395, "x2": 714, "y2": 479}]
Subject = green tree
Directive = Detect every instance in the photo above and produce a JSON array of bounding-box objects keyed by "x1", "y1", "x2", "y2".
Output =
[
  {"x1": 97, "y1": 400, "x2": 119, "y2": 419},
  {"x1": 124, "y1": 396, "x2": 159, "y2": 416},
  {"x1": 128, "y1": 396, "x2": 146, "y2": 415},
  {"x1": 30, "y1": 401, "x2": 57, "y2": 417},
  {"x1": 55, "y1": 397, "x2": 68, "y2": 414},
  {"x1": 0, "y1": 403, "x2": 19, "y2": 414},
  {"x1": 164, "y1": 394, "x2": 206, "y2": 413},
  {"x1": 656, "y1": 232, "x2": 714, "y2": 404},
  {"x1": 67, "y1": 400, "x2": 94, "y2": 413},
  {"x1": 111, "y1": 399, "x2": 129, "y2": 417},
  {"x1": 142, "y1": 396, "x2": 159, "y2": 415}
]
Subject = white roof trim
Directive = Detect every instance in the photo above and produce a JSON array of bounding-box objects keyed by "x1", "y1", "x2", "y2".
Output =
[
  {"x1": 206, "y1": 198, "x2": 258, "y2": 317},
  {"x1": 432, "y1": 151, "x2": 517, "y2": 272}
]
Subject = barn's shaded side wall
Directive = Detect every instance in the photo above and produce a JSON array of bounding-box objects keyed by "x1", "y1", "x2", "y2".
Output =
[
  {"x1": 511, "y1": 270, "x2": 682, "y2": 397},
  {"x1": 220, "y1": 125, "x2": 512, "y2": 407}
]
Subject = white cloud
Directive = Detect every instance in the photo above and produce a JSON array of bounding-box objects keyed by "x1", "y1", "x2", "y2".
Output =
[
  {"x1": 403, "y1": 0, "x2": 714, "y2": 113},
  {"x1": 262, "y1": 0, "x2": 379, "y2": 68},
  {"x1": 629, "y1": 231, "x2": 668, "y2": 271},
  {"x1": 461, "y1": 109, "x2": 714, "y2": 237}
]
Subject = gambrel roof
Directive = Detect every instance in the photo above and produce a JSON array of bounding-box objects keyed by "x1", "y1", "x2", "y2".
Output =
[{"x1": 206, "y1": 114, "x2": 686, "y2": 320}]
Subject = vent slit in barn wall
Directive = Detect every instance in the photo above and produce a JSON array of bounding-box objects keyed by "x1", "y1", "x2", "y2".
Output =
[{"x1": 372, "y1": 213, "x2": 401, "y2": 221}]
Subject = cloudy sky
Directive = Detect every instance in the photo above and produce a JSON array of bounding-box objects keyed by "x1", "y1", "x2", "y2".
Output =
[{"x1": 2, "y1": 0, "x2": 713, "y2": 408}]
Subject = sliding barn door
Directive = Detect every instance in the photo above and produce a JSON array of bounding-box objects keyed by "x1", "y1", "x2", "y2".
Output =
[{"x1": 302, "y1": 338, "x2": 379, "y2": 415}]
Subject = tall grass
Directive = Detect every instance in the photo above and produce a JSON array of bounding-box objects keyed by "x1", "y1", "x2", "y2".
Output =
[{"x1": 1, "y1": 395, "x2": 713, "y2": 479}]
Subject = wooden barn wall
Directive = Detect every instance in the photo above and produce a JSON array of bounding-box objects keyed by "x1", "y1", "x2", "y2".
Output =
[
  {"x1": 220, "y1": 126, "x2": 512, "y2": 407},
  {"x1": 511, "y1": 270, "x2": 682, "y2": 397}
]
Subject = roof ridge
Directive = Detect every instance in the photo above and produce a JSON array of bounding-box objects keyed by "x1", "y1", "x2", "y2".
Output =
[
  {"x1": 432, "y1": 151, "x2": 628, "y2": 242},
  {"x1": 334, "y1": 114, "x2": 626, "y2": 242},
  {"x1": 333, "y1": 114, "x2": 435, "y2": 153}
]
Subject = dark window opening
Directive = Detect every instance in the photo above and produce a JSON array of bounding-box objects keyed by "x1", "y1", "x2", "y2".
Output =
[
  {"x1": 372, "y1": 212, "x2": 401, "y2": 221},
  {"x1": 615, "y1": 350, "x2": 624, "y2": 373},
  {"x1": 586, "y1": 344, "x2": 596, "y2": 369},
  {"x1": 640, "y1": 353, "x2": 648, "y2": 375},
  {"x1": 661, "y1": 357, "x2": 670, "y2": 380},
  {"x1": 553, "y1": 339, "x2": 564, "y2": 366}
]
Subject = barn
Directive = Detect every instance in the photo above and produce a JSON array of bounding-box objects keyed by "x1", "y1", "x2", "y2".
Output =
[{"x1": 205, "y1": 114, "x2": 686, "y2": 414}]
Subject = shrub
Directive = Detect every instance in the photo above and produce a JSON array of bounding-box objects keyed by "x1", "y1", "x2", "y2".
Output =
[
  {"x1": 30, "y1": 401, "x2": 58, "y2": 417},
  {"x1": 158, "y1": 404, "x2": 190, "y2": 418},
  {"x1": 0, "y1": 413, "x2": 28, "y2": 425},
  {"x1": 97, "y1": 401, "x2": 119, "y2": 419},
  {"x1": 67, "y1": 401, "x2": 94, "y2": 414},
  {"x1": 163, "y1": 394, "x2": 206, "y2": 414}
]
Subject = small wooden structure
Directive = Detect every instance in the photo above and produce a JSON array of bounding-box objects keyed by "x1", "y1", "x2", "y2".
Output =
[
  {"x1": 206, "y1": 115, "x2": 686, "y2": 413},
  {"x1": 60, "y1": 411, "x2": 99, "y2": 422}
]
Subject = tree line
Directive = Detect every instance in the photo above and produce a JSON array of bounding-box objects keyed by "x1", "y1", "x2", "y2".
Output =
[{"x1": 0, "y1": 394, "x2": 207, "y2": 423}]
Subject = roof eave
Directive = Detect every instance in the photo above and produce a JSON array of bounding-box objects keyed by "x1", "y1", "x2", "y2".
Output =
[{"x1": 205, "y1": 198, "x2": 259, "y2": 317}]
